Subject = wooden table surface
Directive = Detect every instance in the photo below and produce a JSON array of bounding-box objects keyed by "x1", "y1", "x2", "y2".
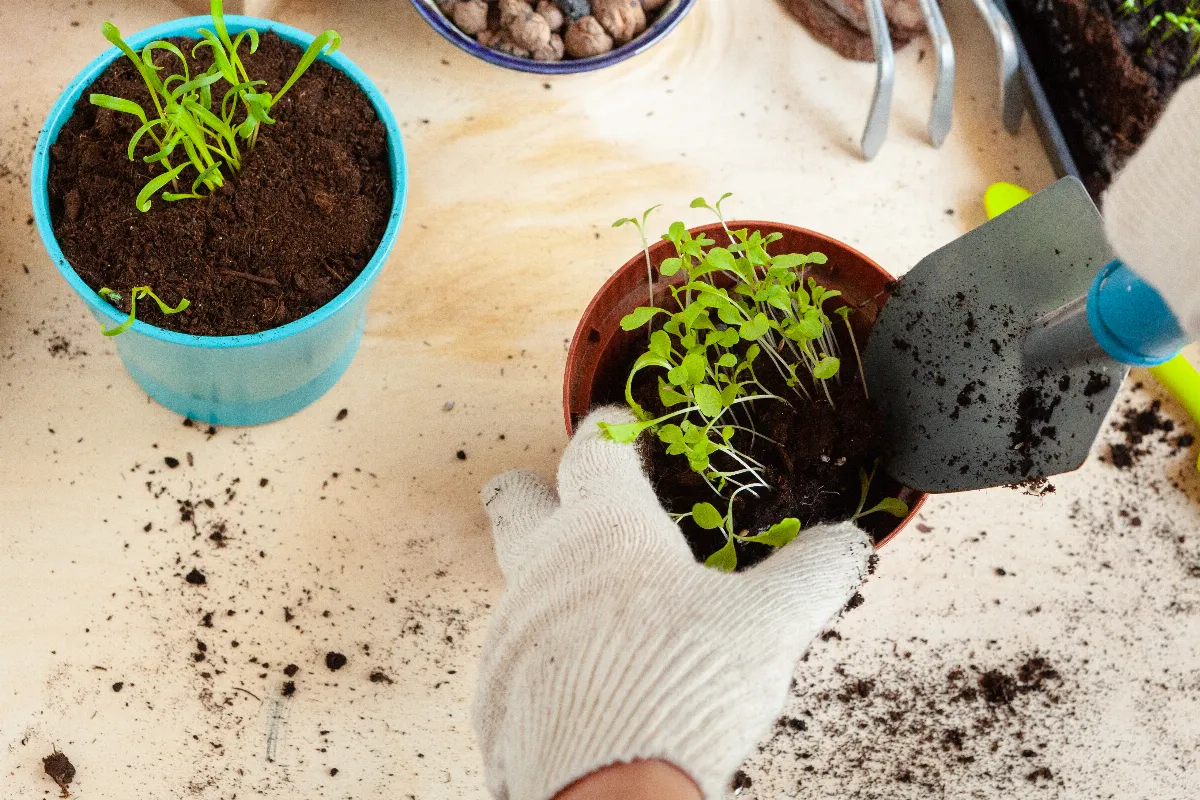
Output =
[{"x1": 3, "y1": 1, "x2": 1198, "y2": 797}]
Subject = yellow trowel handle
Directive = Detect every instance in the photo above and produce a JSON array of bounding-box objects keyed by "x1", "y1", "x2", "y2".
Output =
[
  {"x1": 1150, "y1": 356, "x2": 1200, "y2": 470},
  {"x1": 985, "y1": 182, "x2": 1200, "y2": 471}
]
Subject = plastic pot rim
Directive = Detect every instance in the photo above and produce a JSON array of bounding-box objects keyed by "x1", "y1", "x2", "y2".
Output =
[{"x1": 30, "y1": 14, "x2": 408, "y2": 350}]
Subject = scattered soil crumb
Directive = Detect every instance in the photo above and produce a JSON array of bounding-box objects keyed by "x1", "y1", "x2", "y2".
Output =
[
  {"x1": 978, "y1": 669, "x2": 1018, "y2": 705},
  {"x1": 1009, "y1": 386, "x2": 1061, "y2": 477},
  {"x1": 369, "y1": 670, "x2": 394, "y2": 684},
  {"x1": 1083, "y1": 371, "x2": 1111, "y2": 397},
  {"x1": 1027, "y1": 766, "x2": 1054, "y2": 783},
  {"x1": 1107, "y1": 399, "x2": 1186, "y2": 470},
  {"x1": 284, "y1": 664, "x2": 299, "y2": 677},
  {"x1": 731, "y1": 769, "x2": 753, "y2": 792},
  {"x1": 184, "y1": 568, "x2": 207, "y2": 585},
  {"x1": 112, "y1": 681, "x2": 123, "y2": 692},
  {"x1": 282, "y1": 680, "x2": 296, "y2": 697},
  {"x1": 1006, "y1": 477, "x2": 1056, "y2": 497},
  {"x1": 325, "y1": 651, "x2": 348, "y2": 671},
  {"x1": 336, "y1": 408, "x2": 349, "y2": 421},
  {"x1": 43, "y1": 749, "x2": 75, "y2": 797},
  {"x1": 747, "y1": 650, "x2": 1068, "y2": 794}
]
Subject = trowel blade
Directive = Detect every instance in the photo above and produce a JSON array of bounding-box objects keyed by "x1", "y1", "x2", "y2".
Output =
[{"x1": 863, "y1": 177, "x2": 1127, "y2": 493}]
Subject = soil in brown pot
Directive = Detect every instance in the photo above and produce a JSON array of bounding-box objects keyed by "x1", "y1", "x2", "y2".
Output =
[
  {"x1": 1008, "y1": 0, "x2": 1196, "y2": 198},
  {"x1": 47, "y1": 33, "x2": 392, "y2": 337},
  {"x1": 597, "y1": 317, "x2": 906, "y2": 569}
]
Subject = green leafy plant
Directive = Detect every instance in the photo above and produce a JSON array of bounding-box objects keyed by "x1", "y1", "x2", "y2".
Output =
[
  {"x1": 98, "y1": 287, "x2": 190, "y2": 336},
  {"x1": 89, "y1": 0, "x2": 340, "y2": 211},
  {"x1": 852, "y1": 462, "x2": 908, "y2": 521},
  {"x1": 1120, "y1": 0, "x2": 1200, "y2": 72},
  {"x1": 601, "y1": 196, "x2": 908, "y2": 572}
]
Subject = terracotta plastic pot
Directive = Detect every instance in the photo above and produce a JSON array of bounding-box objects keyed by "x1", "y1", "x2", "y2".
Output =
[{"x1": 563, "y1": 221, "x2": 927, "y2": 548}]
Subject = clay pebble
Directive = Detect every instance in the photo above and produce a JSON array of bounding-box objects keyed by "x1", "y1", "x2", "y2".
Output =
[{"x1": 443, "y1": 0, "x2": 670, "y2": 62}]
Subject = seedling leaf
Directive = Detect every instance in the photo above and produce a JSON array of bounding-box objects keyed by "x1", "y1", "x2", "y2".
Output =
[
  {"x1": 136, "y1": 162, "x2": 190, "y2": 212},
  {"x1": 98, "y1": 285, "x2": 189, "y2": 335},
  {"x1": 692, "y1": 502, "x2": 725, "y2": 530},
  {"x1": 737, "y1": 518, "x2": 801, "y2": 547},
  {"x1": 274, "y1": 29, "x2": 341, "y2": 106},
  {"x1": 597, "y1": 419, "x2": 652, "y2": 443},
  {"x1": 89, "y1": 94, "x2": 147, "y2": 124},
  {"x1": 649, "y1": 330, "x2": 672, "y2": 358},
  {"x1": 658, "y1": 384, "x2": 690, "y2": 407},
  {"x1": 861, "y1": 498, "x2": 910, "y2": 518},
  {"x1": 704, "y1": 537, "x2": 737, "y2": 572},
  {"x1": 812, "y1": 355, "x2": 841, "y2": 380},
  {"x1": 693, "y1": 384, "x2": 724, "y2": 418},
  {"x1": 621, "y1": 306, "x2": 665, "y2": 331},
  {"x1": 739, "y1": 313, "x2": 770, "y2": 341}
]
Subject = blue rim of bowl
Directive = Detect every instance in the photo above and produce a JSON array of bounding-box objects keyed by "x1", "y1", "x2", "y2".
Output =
[
  {"x1": 409, "y1": 0, "x2": 696, "y2": 74},
  {"x1": 30, "y1": 15, "x2": 408, "y2": 350}
]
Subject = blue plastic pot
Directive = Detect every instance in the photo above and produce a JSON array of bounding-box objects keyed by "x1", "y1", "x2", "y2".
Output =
[
  {"x1": 410, "y1": 0, "x2": 696, "y2": 74},
  {"x1": 31, "y1": 15, "x2": 407, "y2": 426}
]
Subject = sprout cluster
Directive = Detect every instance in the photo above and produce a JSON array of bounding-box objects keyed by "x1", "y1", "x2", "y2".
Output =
[
  {"x1": 1119, "y1": 0, "x2": 1200, "y2": 72},
  {"x1": 603, "y1": 196, "x2": 906, "y2": 570},
  {"x1": 89, "y1": 0, "x2": 340, "y2": 212}
]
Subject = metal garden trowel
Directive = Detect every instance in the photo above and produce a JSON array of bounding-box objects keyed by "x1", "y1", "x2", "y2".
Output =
[{"x1": 862, "y1": 176, "x2": 1189, "y2": 493}]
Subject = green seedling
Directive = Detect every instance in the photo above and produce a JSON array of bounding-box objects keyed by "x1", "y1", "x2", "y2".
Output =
[
  {"x1": 603, "y1": 195, "x2": 907, "y2": 571},
  {"x1": 1122, "y1": 0, "x2": 1200, "y2": 72},
  {"x1": 852, "y1": 461, "x2": 910, "y2": 522},
  {"x1": 90, "y1": 0, "x2": 340, "y2": 211},
  {"x1": 613, "y1": 204, "x2": 661, "y2": 312},
  {"x1": 98, "y1": 286, "x2": 190, "y2": 336},
  {"x1": 836, "y1": 305, "x2": 869, "y2": 400}
]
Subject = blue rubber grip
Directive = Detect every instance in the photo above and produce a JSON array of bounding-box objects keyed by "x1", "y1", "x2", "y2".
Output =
[{"x1": 1087, "y1": 260, "x2": 1187, "y2": 367}]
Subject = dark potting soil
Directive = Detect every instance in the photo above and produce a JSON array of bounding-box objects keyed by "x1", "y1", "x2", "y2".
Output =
[
  {"x1": 47, "y1": 33, "x2": 392, "y2": 337},
  {"x1": 1105, "y1": 396, "x2": 1190, "y2": 469},
  {"x1": 1007, "y1": 0, "x2": 1196, "y2": 198},
  {"x1": 1007, "y1": 475, "x2": 1057, "y2": 496},
  {"x1": 623, "y1": 323, "x2": 897, "y2": 569},
  {"x1": 761, "y1": 650, "x2": 1069, "y2": 794},
  {"x1": 43, "y1": 749, "x2": 75, "y2": 796}
]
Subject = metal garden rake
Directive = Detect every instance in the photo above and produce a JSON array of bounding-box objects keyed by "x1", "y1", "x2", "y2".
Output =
[{"x1": 860, "y1": 0, "x2": 1024, "y2": 158}]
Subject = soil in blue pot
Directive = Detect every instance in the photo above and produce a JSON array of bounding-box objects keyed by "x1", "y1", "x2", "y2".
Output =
[{"x1": 47, "y1": 33, "x2": 393, "y2": 337}]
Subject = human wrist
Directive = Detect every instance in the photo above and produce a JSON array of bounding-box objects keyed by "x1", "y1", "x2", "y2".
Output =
[{"x1": 553, "y1": 760, "x2": 702, "y2": 800}]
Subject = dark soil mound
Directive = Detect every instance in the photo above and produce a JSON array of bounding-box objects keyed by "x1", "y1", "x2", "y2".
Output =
[
  {"x1": 1008, "y1": 0, "x2": 1196, "y2": 198},
  {"x1": 617, "y1": 323, "x2": 899, "y2": 569}
]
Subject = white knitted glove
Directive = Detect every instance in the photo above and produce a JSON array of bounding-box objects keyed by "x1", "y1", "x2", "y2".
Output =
[
  {"x1": 1104, "y1": 77, "x2": 1200, "y2": 339},
  {"x1": 473, "y1": 407, "x2": 872, "y2": 800}
]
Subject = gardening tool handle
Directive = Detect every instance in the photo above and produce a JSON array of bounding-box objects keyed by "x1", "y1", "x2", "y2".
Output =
[
  {"x1": 1087, "y1": 260, "x2": 1188, "y2": 367},
  {"x1": 1025, "y1": 260, "x2": 1187, "y2": 369},
  {"x1": 1149, "y1": 355, "x2": 1200, "y2": 472}
]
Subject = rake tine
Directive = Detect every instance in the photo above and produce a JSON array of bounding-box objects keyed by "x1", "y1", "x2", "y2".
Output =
[
  {"x1": 861, "y1": 0, "x2": 895, "y2": 159},
  {"x1": 971, "y1": 0, "x2": 1024, "y2": 133},
  {"x1": 919, "y1": 0, "x2": 955, "y2": 147}
]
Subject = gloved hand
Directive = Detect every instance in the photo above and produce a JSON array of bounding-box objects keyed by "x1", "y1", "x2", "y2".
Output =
[
  {"x1": 473, "y1": 407, "x2": 872, "y2": 800},
  {"x1": 1104, "y1": 77, "x2": 1200, "y2": 339}
]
